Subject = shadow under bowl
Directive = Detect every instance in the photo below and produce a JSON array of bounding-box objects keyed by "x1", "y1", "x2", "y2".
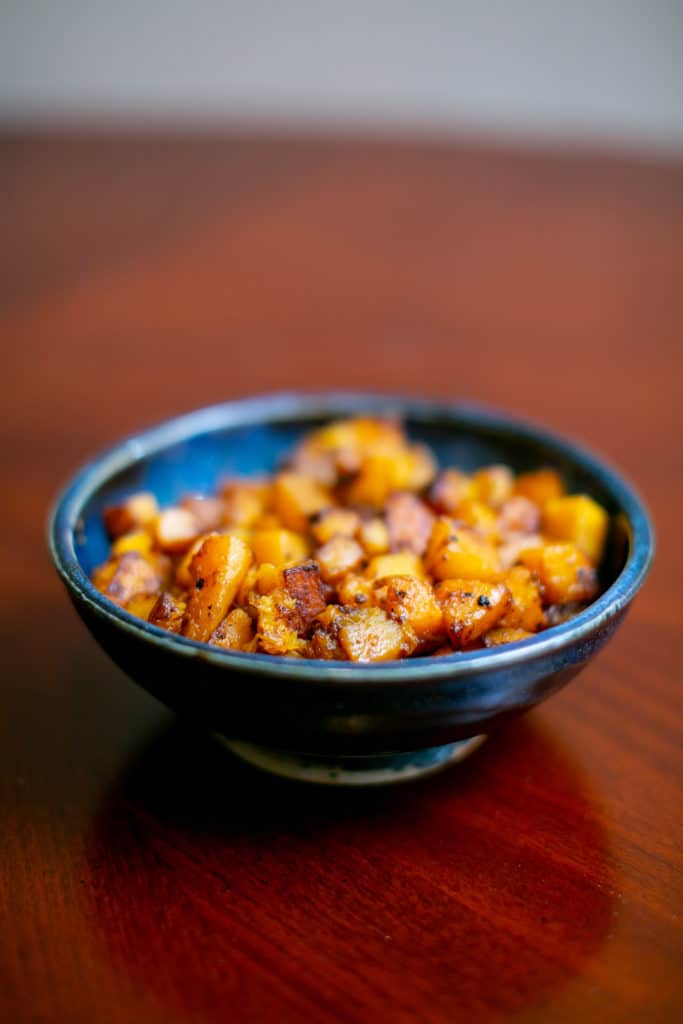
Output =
[{"x1": 49, "y1": 393, "x2": 654, "y2": 785}]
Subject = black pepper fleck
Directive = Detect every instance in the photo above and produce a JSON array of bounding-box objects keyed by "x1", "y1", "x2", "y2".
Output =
[
  {"x1": 196, "y1": 578, "x2": 205, "y2": 590},
  {"x1": 477, "y1": 594, "x2": 491, "y2": 607}
]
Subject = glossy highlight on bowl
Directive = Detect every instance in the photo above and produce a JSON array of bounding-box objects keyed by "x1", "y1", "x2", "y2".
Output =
[{"x1": 48, "y1": 394, "x2": 654, "y2": 784}]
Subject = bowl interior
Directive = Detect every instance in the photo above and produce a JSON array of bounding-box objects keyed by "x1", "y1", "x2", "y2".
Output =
[{"x1": 72, "y1": 400, "x2": 630, "y2": 592}]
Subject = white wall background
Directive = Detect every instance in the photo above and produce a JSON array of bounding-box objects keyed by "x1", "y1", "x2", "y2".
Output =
[{"x1": 2, "y1": 1, "x2": 682, "y2": 150}]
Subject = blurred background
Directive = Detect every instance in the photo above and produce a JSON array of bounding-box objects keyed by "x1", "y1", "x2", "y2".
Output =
[{"x1": 2, "y1": 1, "x2": 683, "y2": 150}]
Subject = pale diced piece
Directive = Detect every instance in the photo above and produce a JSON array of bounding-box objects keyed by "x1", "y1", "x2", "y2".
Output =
[
  {"x1": 182, "y1": 534, "x2": 252, "y2": 642},
  {"x1": 429, "y1": 469, "x2": 475, "y2": 514},
  {"x1": 221, "y1": 479, "x2": 271, "y2": 527},
  {"x1": 181, "y1": 495, "x2": 225, "y2": 532},
  {"x1": 497, "y1": 496, "x2": 541, "y2": 541},
  {"x1": 337, "y1": 607, "x2": 415, "y2": 662},
  {"x1": 154, "y1": 507, "x2": 201, "y2": 553},
  {"x1": 103, "y1": 492, "x2": 159, "y2": 538},
  {"x1": 357, "y1": 517, "x2": 390, "y2": 555},
  {"x1": 542, "y1": 494, "x2": 609, "y2": 564},
  {"x1": 385, "y1": 492, "x2": 435, "y2": 555},
  {"x1": 316, "y1": 536, "x2": 365, "y2": 583}
]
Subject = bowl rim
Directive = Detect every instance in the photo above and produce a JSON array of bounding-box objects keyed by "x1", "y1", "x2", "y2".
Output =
[{"x1": 48, "y1": 391, "x2": 655, "y2": 685}]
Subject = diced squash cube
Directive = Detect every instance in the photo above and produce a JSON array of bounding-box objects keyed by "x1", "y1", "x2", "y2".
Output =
[
  {"x1": 273, "y1": 472, "x2": 332, "y2": 533},
  {"x1": 379, "y1": 575, "x2": 445, "y2": 649},
  {"x1": 308, "y1": 605, "x2": 347, "y2": 659},
  {"x1": 256, "y1": 590, "x2": 306, "y2": 656},
  {"x1": 182, "y1": 534, "x2": 252, "y2": 642},
  {"x1": 430, "y1": 645, "x2": 457, "y2": 657},
  {"x1": 209, "y1": 608, "x2": 254, "y2": 650},
  {"x1": 221, "y1": 479, "x2": 271, "y2": 527},
  {"x1": 175, "y1": 533, "x2": 217, "y2": 588},
  {"x1": 125, "y1": 593, "x2": 159, "y2": 620},
  {"x1": 256, "y1": 562, "x2": 284, "y2": 595},
  {"x1": 436, "y1": 579, "x2": 511, "y2": 648},
  {"x1": 499, "y1": 566, "x2": 546, "y2": 632},
  {"x1": 154, "y1": 507, "x2": 200, "y2": 553},
  {"x1": 337, "y1": 606, "x2": 416, "y2": 662},
  {"x1": 484, "y1": 628, "x2": 533, "y2": 647},
  {"x1": 429, "y1": 469, "x2": 475, "y2": 514},
  {"x1": 103, "y1": 492, "x2": 159, "y2": 538},
  {"x1": 289, "y1": 417, "x2": 405, "y2": 484},
  {"x1": 336, "y1": 573, "x2": 374, "y2": 607},
  {"x1": 519, "y1": 542, "x2": 598, "y2": 605},
  {"x1": 357, "y1": 517, "x2": 390, "y2": 555},
  {"x1": 455, "y1": 499, "x2": 499, "y2": 542},
  {"x1": 251, "y1": 528, "x2": 309, "y2": 566},
  {"x1": 283, "y1": 562, "x2": 328, "y2": 631},
  {"x1": 316, "y1": 536, "x2": 365, "y2": 583},
  {"x1": 92, "y1": 551, "x2": 166, "y2": 608},
  {"x1": 514, "y1": 468, "x2": 564, "y2": 507},
  {"x1": 472, "y1": 466, "x2": 514, "y2": 508},
  {"x1": 386, "y1": 492, "x2": 435, "y2": 555},
  {"x1": 542, "y1": 494, "x2": 608, "y2": 564},
  {"x1": 112, "y1": 529, "x2": 154, "y2": 557},
  {"x1": 426, "y1": 518, "x2": 501, "y2": 582},
  {"x1": 148, "y1": 591, "x2": 186, "y2": 633},
  {"x1": 346, "y1": 444, "x2": 436, "y2": 507},
  {"x1": 310, "y1": 507, "x2": 360, "y2": 545},
  {"x1": 365, "y1": 550, "x2": 425, "y2": 580}
]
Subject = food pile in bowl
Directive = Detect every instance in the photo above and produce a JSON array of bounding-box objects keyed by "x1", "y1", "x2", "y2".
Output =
[{"x1": 91, "y1": 416, "x2": 609, "y2": 662}]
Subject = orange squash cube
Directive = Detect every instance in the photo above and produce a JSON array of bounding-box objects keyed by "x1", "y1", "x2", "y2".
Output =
[
  {"x1": 542, "y1": 494, "x2": 609, "y2": 564},
  {"x1": 519, "y1": 542, "x2": 599, "y2": 605},
  {"x1": 181, "y1": 534, "x2": 252, "y2": 642},
  {"x1": 514, "y1": 468, "x2": 564, "y2": 507}
]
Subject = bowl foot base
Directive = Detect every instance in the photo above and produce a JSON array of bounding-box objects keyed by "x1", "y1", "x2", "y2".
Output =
[{"x1": 216, "y1": 735, "x2": 486, "y2": 786}]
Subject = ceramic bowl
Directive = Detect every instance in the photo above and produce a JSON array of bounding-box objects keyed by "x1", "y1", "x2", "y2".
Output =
[{"x1": 49, "y1": 394, "x2": 654, "y2": 785}]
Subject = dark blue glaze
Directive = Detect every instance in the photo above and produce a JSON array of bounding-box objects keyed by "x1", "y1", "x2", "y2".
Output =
[{"x1": 48, "y1": 393, "x2": 654, "y2": 755}]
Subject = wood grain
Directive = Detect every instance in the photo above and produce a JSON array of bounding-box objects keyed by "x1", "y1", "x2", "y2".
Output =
[{"x1": 1, "y1": 129, "x2": 681, "y2": 1024}]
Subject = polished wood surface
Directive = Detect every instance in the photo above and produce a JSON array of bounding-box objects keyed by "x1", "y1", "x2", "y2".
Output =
[{"x1": 2, "y1": 130, "x2": 681, "y2": 1024}]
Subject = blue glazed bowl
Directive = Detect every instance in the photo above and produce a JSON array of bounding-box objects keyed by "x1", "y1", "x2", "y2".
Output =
[{"x1": 49, "y1": 394, "x2": 654, "y2": 785}]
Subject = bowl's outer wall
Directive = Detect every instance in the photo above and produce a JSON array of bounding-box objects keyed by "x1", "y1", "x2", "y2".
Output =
[
  {"x1": 52, "y1": 396, "x2": 650, "y2": 756},
  {"x1": 72, "y1": 590, "x2": 629, "y2": 754}
]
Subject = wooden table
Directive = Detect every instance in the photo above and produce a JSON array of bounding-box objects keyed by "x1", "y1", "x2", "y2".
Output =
[{"x1": 2, "y1": 130, "x2": 681, "y2": 1024}]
